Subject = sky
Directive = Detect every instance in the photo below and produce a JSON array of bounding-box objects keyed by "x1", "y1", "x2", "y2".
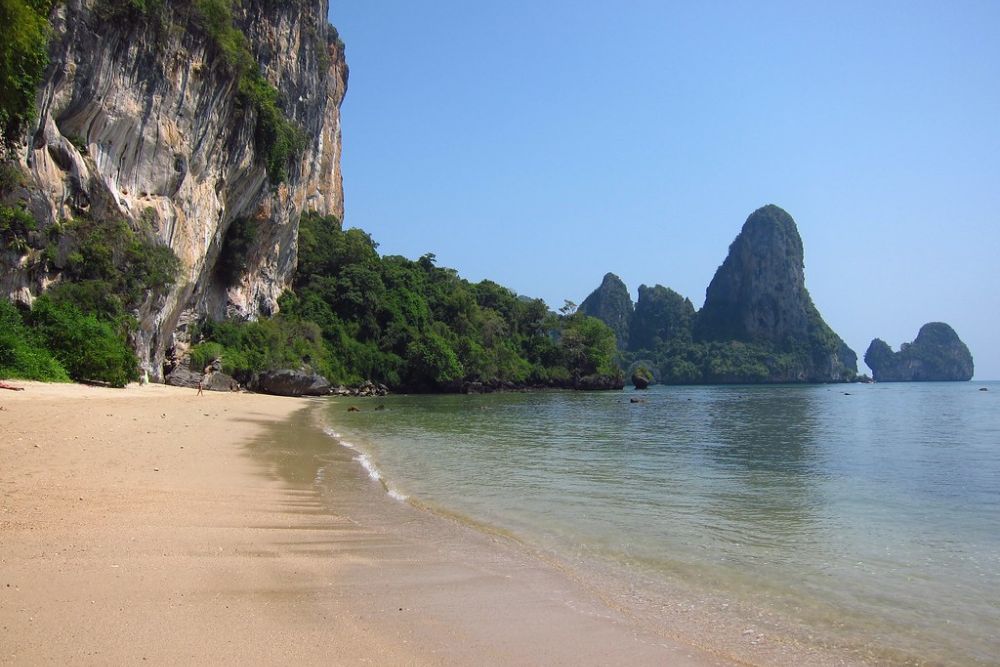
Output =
[{"x1": 329, "y1": 1, "x2": 999, "y2": 379}]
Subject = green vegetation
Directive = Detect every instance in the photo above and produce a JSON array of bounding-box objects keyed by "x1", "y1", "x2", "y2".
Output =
[
  {"x1": 189, "y1": 316, "x2": 330, "y2": 384},
  {"x1": 1, "y1": 203, "x2": 37, "y2": 253},
  {"x1": 196, "y1": 212, "x2": 623, "y2": 392},
  {"x1": 45, "y1": 215, "x2": 180, "y2": 325},
  {"x1": 27, "y1": 296, "x2": 138, "y2": 386},
  {"x1": 0, "y1": 299, "x2": 70, "y2": 382},
  {"x1": 1, "y1": 209, "x2": 180, "y2": 386},
  {"x1": 0, "y1": 0, "x2": 51, "y2": 154},
  {"x1": 614, "y1": 289, "x2": 853, "y2": 384}
]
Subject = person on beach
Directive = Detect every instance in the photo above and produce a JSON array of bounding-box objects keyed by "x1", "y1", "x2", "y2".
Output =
[{"x1": 198, "y1": 364, "x2": 212, "y2": 396}]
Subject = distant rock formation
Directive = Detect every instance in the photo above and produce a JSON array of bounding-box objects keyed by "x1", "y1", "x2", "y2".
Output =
[
  {"x1": 629, "y1": 285, "x2": 695, "y2": 352},
  {"x1": 579, "y1": 273, "x2": 633, "y2": 349},
  {"x1": 580, "y1": 204, "x2": 857, "y2": 384},
  {"x1": 695, "y1": 205, "x2": 856, "y2": 382},
  {"x1": 864, "y1": 323, "x2": 974, "y2": 382}
]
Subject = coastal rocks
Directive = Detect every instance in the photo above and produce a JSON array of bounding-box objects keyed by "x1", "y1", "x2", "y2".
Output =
[
  {"x1": 579, "y1": 273, "x2": 633, "y2": 349},
  {"x1": 5, "y1": 0, "x2": 348, "y2": 380},
  {"x1": 573, "y1": 374, "x2": 626, "y2": 391},
  {"x1": 331, "y1": 380, "x2": 389, "y2": 397},
  {"x1": 165, "y1": 366, "x2": 238, "y2": 392},
  {"x1": 631, "y1": 366, "x2": 653, "y2": 389},
  {"x1": 864, "y1": 323, "x2": 974, "y2": 382},
  {"x1": 251, "y1": 369, "x2": 332, "y2": 396}
]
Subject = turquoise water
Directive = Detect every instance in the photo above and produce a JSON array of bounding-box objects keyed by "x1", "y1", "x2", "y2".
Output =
[{"x1": 326, "y1": 382, "x2": 1000, "y2": 665}]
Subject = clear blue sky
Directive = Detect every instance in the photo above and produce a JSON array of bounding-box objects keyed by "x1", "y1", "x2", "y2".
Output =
[{"x1": 329, "y1": 1, "x2": 999, "y2": 379}]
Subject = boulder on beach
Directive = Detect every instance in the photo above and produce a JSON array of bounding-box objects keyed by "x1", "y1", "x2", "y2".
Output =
[
  {"x1": 251, "y1": 369, "x2": 332, "y2": 396},
  {"x1": 165, "y1": 366, "x2": 238, "y2": 392}
]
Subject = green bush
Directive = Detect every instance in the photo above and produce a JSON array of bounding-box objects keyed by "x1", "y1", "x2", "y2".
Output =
[
  {"x1": 189, "y1": 341, "x2": 225, "y2": 372},
  {"x1": 0, "y1": 299, "x2": 70, "y2": 381},
  {"x1": 28, "y1": 296, "x2": 137, "y2": 386},
  {"x1": 0, "y1": 203, "x2": 37, "y2": 252},
  {"x1": 0, "y1": 161, "x2": 26, "y2": 193},
  {"x1": 194, "y1": 316, "x2": 333, "y2": 382},
  {"x1": 50, "y1": 215, "x2": 180, "y2": 315},
  {"x1": 0, "y1": 0, "x2": 50, "y2": 154}
]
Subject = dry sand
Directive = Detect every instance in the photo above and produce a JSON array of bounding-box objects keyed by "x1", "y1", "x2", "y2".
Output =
[{"x1": 0, "y1": 381, "x2": 739, "y2": 665}]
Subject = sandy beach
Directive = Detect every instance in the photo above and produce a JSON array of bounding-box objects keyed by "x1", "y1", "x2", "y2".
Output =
[{"x1": 1, "y1": 381, "x2": 737, "y2": 665}]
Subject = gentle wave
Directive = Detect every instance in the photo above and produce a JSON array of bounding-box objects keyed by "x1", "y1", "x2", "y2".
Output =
[
  {"x1": 355, "y1": 453, "x2": 381, "y2": 481},
  {"x1": 322, "y1": 425, "x2": 407, "y2": 501}
]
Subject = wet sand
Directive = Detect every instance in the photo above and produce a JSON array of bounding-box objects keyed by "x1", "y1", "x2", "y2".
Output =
[{"x1": 1, "y1": 382, "x2": 729, "y2": 665}]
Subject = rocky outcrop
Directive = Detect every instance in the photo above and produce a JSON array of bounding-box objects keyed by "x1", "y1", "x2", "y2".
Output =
[
  {"x1": 579, "y1": 272, "x2": 633, "y2": 349},
  {"x1": 5, "y1": 0, "x2": 347, "y2": 380},
  {"x1": 582, "y1": 205, "x2": 857, "y2": 384},
  {"x1": 251, "y1": 368, "x2": 331, "y2": 396},
  {"x1": 631, "y1": 366, "x2": 652, "y2": 389},
  {"x1": 629, "y1": 284, "x2": 695, "y2": 352},
  {"x1": 165, "y1": 366, "x2": 238, "y2": 392},
  {"x1": 864, "y1": 323, "x2": 974, "y2": 382},
  {"x1": 695, "y1": 205, "x2": 856, "y2": 381}
]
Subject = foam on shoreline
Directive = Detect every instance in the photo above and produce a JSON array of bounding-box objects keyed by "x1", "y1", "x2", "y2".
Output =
[{"x1": 322, "y1": 425, "x2": 408, "y2": 501}]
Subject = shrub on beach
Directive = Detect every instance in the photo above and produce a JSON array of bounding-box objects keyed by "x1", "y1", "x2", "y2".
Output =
[
  {"x1": 0, "y1": 299, "x2": 70, "y2": 382},
  {"x1": 27, "y1": 296, "x2": 138, "y2": 387}
]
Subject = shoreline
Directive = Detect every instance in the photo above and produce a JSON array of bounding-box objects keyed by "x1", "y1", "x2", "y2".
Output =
[{"x1": 1, "y1": 381, "x2": 724, "y2": 664}]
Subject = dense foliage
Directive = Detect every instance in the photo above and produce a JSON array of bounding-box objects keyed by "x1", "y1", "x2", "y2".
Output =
[
  {"x1": 1, "y1": 212, "x2": 180, "y2": 386},
  {"x1": 0, "y1": 0, "x2": 50, "y2": 154},
  {"x1": 0, "y1": 299, "x2": 69, "y2": 382},
  {"x1": 195, "y1": 213, "x2": 623, "y2": 392}
]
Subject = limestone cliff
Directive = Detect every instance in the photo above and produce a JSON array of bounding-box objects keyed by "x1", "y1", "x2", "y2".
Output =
[
  {"x1": 578, "y1": 272, "x2": 632, "y2": 349},
  {"x1": 864, "y1": 323, "x2": 974, "y2": 382},
  {"x1": 2, "y1": 0, "x2": 347, "y2": 379},
  {"x1": 695, "y1": 205, "x2": 856, "y2": 382}
]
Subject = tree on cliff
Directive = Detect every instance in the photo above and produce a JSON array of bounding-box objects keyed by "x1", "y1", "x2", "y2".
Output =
[{"x1": 0, "y1": 0, "x2": 50, "y2": 153}]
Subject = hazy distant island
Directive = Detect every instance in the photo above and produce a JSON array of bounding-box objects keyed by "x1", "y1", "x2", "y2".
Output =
[
  {"x1": 580, "y1": 205, "x2": 858, "y2": 385},
  {"x1": 864, "y1": 323, "x2": 974, "y2": 382}
]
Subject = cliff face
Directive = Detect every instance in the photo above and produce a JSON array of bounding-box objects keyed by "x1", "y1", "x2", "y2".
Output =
[
  {"x1": 696, "y1": 205, "x2": 808, "y2": 343},
  {"x1": 4, "y1": 0, "x2": 347, "y2": 379},
  {"x1": 865, "y1": 323, "x2": 974, "y2": 382},
  {"x1": 695, "y1": 205, "x2": 856, "y2": 381},
  {"x1": 578, "y1": 272, "x2": 632, "y2": 349}
]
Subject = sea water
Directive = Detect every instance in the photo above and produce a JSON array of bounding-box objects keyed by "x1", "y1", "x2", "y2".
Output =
[{"x1": 325, "y1": 382, "x2": 1000, "y2": 665}]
